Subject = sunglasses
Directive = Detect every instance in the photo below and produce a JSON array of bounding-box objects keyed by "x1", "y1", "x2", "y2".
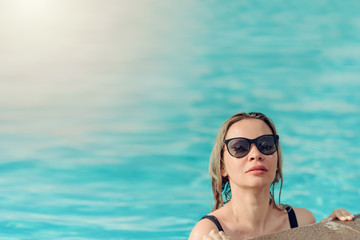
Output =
[{"x1": 224, "y1": 134, "x2": 279, "y2": 158}]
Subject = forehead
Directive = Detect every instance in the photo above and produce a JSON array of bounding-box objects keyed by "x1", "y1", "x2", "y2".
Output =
[{"x1": 225, "y1": 119, "x2": 273, "y2": 139}]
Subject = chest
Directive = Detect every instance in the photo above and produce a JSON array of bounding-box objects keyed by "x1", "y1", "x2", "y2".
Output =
[{"x1": 223, "y1": 214, "x2": 289, "y2": 240}]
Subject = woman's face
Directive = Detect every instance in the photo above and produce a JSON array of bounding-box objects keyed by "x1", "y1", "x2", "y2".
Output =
[{"x1": 222, "y1": 119, "x2": 278, "y2": 190}]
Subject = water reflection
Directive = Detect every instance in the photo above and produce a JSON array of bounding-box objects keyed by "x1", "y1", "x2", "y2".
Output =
[{"x1": 0, "y1": 0, "x2": 360, "y2": 239}]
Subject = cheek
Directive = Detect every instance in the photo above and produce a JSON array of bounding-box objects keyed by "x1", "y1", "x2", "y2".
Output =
[
  {"x1": 223, "y1": 156, "x2": 245, "y2": 175},
  {"x1": 268, "y1": 155, "x2": 278, "y2": 170}
]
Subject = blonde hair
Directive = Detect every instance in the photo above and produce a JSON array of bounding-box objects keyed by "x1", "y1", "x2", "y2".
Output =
[{"x1": 209, "y1": 112, "x2": 284, "y2": 211}]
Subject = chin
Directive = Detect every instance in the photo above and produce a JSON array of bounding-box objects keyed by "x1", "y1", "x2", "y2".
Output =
[{"x1": 245, "y1": 178, "x2": 273, "y2": 188}]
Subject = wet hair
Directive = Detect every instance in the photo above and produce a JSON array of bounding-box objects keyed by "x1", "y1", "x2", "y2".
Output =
[{"x1": 209, "y1": 112, "x2": 284, "y2": 211}]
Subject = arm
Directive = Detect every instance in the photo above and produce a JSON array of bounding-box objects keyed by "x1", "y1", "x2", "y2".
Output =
[
  {"x1": 293, "y1": 207, "x2": 354, "y2": 224},
  {"x1": 189, "y1": 219, "x2": 231, "y2": 240},
  {"x1": 292, "y1": 207, "x2": 316, "y2": 226}
]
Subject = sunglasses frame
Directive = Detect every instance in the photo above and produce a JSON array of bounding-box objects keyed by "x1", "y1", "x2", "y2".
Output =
[{"x1": 223, "y1": 134, "x2": 279, "y2": 158}]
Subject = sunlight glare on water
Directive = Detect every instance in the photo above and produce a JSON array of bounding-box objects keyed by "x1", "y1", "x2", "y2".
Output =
[{"x1": 0, "y1": 0, "x2": 359, "y2": 239}]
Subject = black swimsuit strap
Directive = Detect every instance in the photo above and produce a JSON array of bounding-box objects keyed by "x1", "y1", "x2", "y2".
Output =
[
  {"x1": 285, "y1": 205, "x2": 299, "y2": 228},
  {"x1": 200, "y1": 206, "x2": 298, "y2": 233},
  {"x1": 200, "y1": 215, "x2": 224, "y2": 232}
]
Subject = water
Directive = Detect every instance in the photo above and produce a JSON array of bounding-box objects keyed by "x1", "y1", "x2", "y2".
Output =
[{"x1": 0, "y1": 0, "x2": 360, "y2": 239}]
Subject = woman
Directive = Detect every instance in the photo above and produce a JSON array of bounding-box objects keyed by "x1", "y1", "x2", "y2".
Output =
[{"x1": 189, "y1": 112, "x2": 354, "y2": 240}]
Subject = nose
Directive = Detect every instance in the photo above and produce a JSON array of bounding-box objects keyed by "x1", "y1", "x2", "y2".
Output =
[{"x1": 248, "y1": 143, "x2": 263, "y2": 161}]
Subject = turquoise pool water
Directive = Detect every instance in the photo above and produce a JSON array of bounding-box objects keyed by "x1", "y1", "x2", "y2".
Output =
[{"x1": 1, "y1": 0, "x2": 360, "y2": 239}]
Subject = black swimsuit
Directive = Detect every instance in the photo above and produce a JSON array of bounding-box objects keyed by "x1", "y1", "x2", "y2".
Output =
[{"x1": 200, "y1": 205, "x2": 298, "y2": 233}]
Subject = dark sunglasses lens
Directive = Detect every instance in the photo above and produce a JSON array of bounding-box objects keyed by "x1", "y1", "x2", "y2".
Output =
[
  {"x1": 228, "y1": 139, "x2": 250, "y2": 158},
  {"x1": 257, "y1": 135, "x2": 277, "y2": 155}
]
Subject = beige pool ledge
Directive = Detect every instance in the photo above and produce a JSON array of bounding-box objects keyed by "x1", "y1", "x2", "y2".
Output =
[{"x1": 253, "y1": 214, "x2": 360, "y2": 240}]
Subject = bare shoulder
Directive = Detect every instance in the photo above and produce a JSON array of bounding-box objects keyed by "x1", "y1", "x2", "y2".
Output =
[
  {"x1": 292, "y1": 207, "x2": 316, "y2": 226},
  {"x1": 188, "y1": 217, "x2": 219, "y2": 240}
]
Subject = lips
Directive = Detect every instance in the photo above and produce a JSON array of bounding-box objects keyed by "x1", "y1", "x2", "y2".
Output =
[{"x1": 246, "y1": 165, "x2": 268, "y2": 173}]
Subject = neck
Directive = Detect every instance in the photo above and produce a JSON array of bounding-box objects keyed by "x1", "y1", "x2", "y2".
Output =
[{"x1": 226, "y1": 186, "x2": 273, "y2": 233}]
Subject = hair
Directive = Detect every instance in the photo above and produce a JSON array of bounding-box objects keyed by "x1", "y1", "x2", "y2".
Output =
[{"x1": 209, "y1": 112, "x2": 284, "y2": 211}]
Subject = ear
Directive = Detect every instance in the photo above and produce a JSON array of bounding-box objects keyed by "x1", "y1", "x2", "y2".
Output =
[{"x1": 221, "y1": 161, "x2": 227, "y2": 177}]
